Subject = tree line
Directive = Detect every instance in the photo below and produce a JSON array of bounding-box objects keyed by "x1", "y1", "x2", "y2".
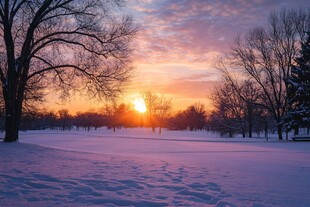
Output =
[
  {"x1": 0, "y1": 101, "x2": 208, "y2": 133},
  {"x1": 0, "y1": 94, "x2": 282, "y2": 139}
]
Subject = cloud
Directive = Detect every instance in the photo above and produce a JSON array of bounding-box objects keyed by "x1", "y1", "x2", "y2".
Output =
[
  {"x1": 130, "y1": 0, "x2": 309, "y2": 65},
  {"x1": 128, "y1": 62, "x2": 220, "y2": 99},
  {"x1": 160, "y1": 79, "x2": 218, "y2": 99},
  {"x1": 175, "y1": 73, "x2": 219, "y2": 81}
]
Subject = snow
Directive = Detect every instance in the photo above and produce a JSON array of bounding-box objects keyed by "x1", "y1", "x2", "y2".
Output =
[{"x1": 1, "y1": 128, "x2": 310, "y2": 206}]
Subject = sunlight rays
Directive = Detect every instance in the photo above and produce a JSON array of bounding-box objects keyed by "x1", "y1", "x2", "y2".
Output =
[{"x1": 134, "y1": 98, "x2": 147, "y2": 113}]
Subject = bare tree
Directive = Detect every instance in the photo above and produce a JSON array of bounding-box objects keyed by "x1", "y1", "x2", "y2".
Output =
[
  {"x1": 103, "y1": 101, "x2": 119, "y2": 132},
  {"x1": 219, "y1": 8, "x2": 309, "y2": 140},
  {"x1": 58, "y1": 109, "x2": 72, "y2": 131},
  {"x1": 240, "y1": 80, "x2": 262, "y2": 138},
  {"x1": 184, "y1": 103, "x2": 207, "y2": 131},
  {"x1": 141, "y1": 90, "x2": 158, "y2": 132},
  {"x1": 141, "y1": 91, "x2": 172, "y2": 133},
  {"x1": 0, "y1": 0, "x2": 136, "y2": 142},
  {"x1": 211, "y1": 80, "x2": 262, "y2": 138},
  {"x1": 167, "y1": 111, "x2": 188, "y2": 130},
  {"x1": 74, "y1": 110, "x2": 105, "y2": 131},
  {"x1": 154, "y1": 95, "x2": 172, "y2": 134},
  {"x1": 211, "y1": 83, "x2": 244, "y2": 137}
]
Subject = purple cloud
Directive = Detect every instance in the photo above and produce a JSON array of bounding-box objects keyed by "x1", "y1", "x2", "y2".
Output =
[{"x1": 130, "y1": 0, "x2": 309, "y2": 63}]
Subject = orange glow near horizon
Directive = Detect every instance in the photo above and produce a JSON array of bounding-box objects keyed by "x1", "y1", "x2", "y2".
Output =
[
  {"x1": 41, "y1": 1, "x2": 302, "y2": 115},
  {"x1": 133, "y1": 98, "x2": 147, "y2": 113},
  {"x1": 123, "y1": 0, "x2": 303, "y2": 118}
]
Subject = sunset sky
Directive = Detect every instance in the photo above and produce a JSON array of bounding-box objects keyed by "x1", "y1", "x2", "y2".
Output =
[{"x1": 47, "y1": 0, "x2": 309, "y2": 114}]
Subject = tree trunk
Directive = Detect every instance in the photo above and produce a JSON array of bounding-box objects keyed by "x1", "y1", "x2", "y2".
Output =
[
  {"x1": 242, "y1": 129, "x2": 245, "y2": 138},
  {"x1": 277, "y1": 124, "x2": 283, "y2": 140},
  {"x1": 264, "y1": 120, "x2": 268, "y2": 141},
  {"x1": 3, "y1": 64, "x2": 25, "y2": 142},
  {"x1": 248, "y1": 117, "x2": 252, "y2": 138},
  {"x1": 4, "y1": 116, "x2": 19, "y2": 142},
  {"x1": 294, "y1": 126, "x2": 299, "y2": 135},
  {"x1": 4, "y1": 98, "x2": 23, "y2": 142}
]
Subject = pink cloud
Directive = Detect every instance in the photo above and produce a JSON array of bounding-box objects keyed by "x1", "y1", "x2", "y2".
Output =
[{"x1": 130, "y1": 0, "x2": 308, "y2": 65}]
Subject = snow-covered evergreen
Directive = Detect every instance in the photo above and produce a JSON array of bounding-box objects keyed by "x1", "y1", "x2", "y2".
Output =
[{"x1": 285, "y1": 33, "x2": 310, "y2": 132}]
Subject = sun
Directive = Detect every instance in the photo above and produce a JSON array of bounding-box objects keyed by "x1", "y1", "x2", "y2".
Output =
[{"x1": 134, "y1": 98, "x2": 147, "y2": 113}]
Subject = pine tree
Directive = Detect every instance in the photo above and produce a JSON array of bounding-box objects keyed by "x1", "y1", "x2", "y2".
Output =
[{"x1": 285, "y1": 33, "x2": 310, "y2": 134}]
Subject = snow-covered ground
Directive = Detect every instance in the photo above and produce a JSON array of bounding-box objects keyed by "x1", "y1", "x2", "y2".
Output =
[{"x1": 1, "y1": 128, "x2": 310, "y2": 207}]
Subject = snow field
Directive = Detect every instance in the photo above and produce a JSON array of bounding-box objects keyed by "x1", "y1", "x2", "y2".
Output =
[{"x1": 0, "y1": 128, "x2": 309, "y2": 207}]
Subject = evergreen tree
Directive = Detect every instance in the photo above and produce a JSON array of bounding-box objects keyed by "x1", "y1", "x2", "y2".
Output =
[{"x1": 285, "y1": 33, "x2": 310, "y2": 133}]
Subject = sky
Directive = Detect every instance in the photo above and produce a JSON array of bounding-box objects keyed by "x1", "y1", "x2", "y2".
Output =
[{"x1": 46, "y1": 0, "x2": 309, "y2": 114}]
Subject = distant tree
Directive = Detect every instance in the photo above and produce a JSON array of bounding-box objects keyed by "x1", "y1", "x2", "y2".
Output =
[
  {"x1": 104, "y1": 102, "x2": 118, "y2": 132},
  {"x1": 89, "y1": 112, "x2": 105, "y2": 130},
  {"x1": 58, "y1": 109, "x2": 72, "y2": 131},
  {"x1": 154, "y1": 95, "x2": 172, "y2": 134},
  {"x1": 285, "y1": 33, "x2": 310, "y2": 134},
  {"x1": 75, "y1": 111, "x2": 105, "y2": 131},
  {"x1": 184, "y1": 103, "x2": 207, "y2": 131},
  {"x1": 141, "y1": 91, "x2": 159, "y2": 132},
  {"x1": 43, "y1": 111, "x2": 57, "y2": 130},
  {"x1": 210, "y1": 83, "x2": 243, "y2": 137},
  {"x1": 167, "y1": 103, "x2": 207, "y2": 132},
  {"x1": 211, "y1": 83, "x2": 245, "y2": 137},
  {"x1": 168, "y1": 111, "x2": 188, "y2": 130},
  {"x1": 0, "y1": 0, "x2": 136, "y2": 142},
  {"x1": 74, "y1": 112, "x2": 84, "y2": 130},
  {"x1": 74, "y1": 112, "x2": 91, "y2": 131},
  {"x1": 207, "y1": 111, "x2": 237, "y2": 137},
  {"x1": 103, "y1": 101, "x2": 133, "y2": 131},
  {"x1": 219, "y1": 8, "x2": 309, "y2": 140},
  {"x1": 19, "y1": 111, "x2": 40, "y2": 130},
  {"x1": 240, "y1": 80, "x2": 263, "y2": 138},
  {"x1": 141, "y1": 91, "x2": 173, "y2": 133},
  {"x1": 114, "y1": 103, "x2": 130, "y2": 129},
  {"x1": 211, "y1": 80, "x2": 262, "y2": 138}
]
